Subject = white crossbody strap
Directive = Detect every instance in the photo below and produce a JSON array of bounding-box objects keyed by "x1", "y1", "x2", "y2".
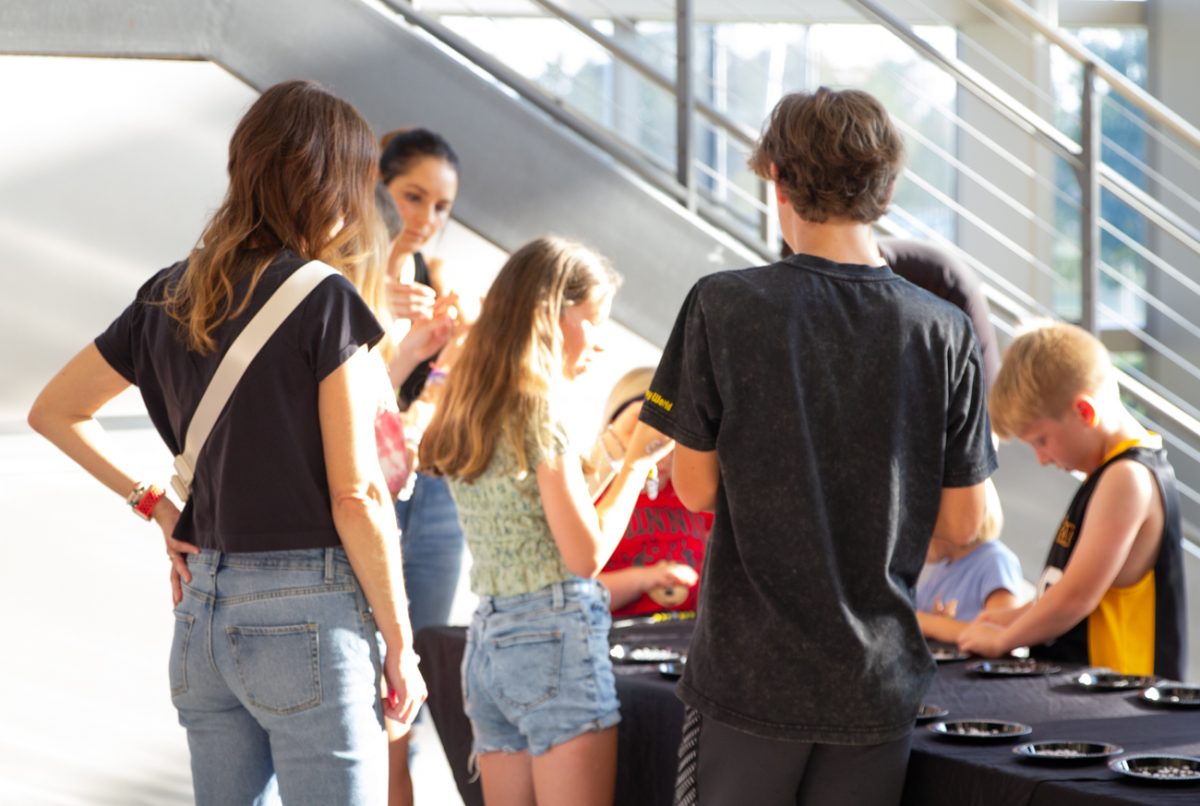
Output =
[{"x1": 171, "y1": 260, "x2": 339, "y2": 501}]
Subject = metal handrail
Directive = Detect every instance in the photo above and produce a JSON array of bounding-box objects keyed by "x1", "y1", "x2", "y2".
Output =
[
  {"x1": 424, "y1": 0, "x2": 1200, "y2": 333},
  {"x1": 430, "y1": 0, "x2": 1200, "y2": 277},
  {"x1": 989, "y1": 0, "x2": 1200, "y2": 153},
  {"x1": 1101, "y1": 128, "x2": 1200, "y2": 222},
  {"x1": 902, "y1": 169, "x2": 1065, "y2": 290},
  {"x1": 399, "y1": 0, "x2": 1200, "y2": 542},
  {"x1": 1101, "y1": 303, "x2": 1200, "y2": 406},
  {"x1": 1098, "y1": 260, "x2": 1200, "y2": 347},
  {"x1": 377, "y1": 0, "x2": 772, "y2": 261},
  {"x1": 1100, "y1": 220, "x2": 1200, "y2": 302},
  {"x1": 526, "y1": 0, "x2": 758, "y2": 148},
  {"x1": 842, "y1": 0, "x2": 1081, "y2": 169},
  {"x1": 1080, "y1": 63, "x2": 1100, "y2": 334},
  {"x1": 1099, "y1": 165, "x2": 1200, "y2": 258},
  {"x1": 888, "y1": 67, "x2": 1082, "y2": 211},
  {"x1": 893, "y1": 116, "x2": 1073, "y2": 247},
  {"x1": 842, "y1": 0, "x2": 1200, "y2": 334}
]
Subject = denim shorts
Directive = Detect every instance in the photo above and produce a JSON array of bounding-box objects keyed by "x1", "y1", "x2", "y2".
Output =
[{"x1": 462, "y1": 578, "x2": 621, "y2": 757}]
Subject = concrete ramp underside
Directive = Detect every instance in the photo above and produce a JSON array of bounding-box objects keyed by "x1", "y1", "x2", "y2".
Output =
[{"x1": 1, "y1": 0, "x2": 761, "y2": 345}]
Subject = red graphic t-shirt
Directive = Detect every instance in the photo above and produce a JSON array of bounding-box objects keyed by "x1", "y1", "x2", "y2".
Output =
[{"x1": 602, "y1": 480, "x2": 712, "y2": 618}]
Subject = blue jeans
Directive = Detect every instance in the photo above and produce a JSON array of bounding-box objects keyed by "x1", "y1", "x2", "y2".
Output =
[
  {"x1": 395, "y1": 473, "x2": 465, "y2": 633},
  {"x1": 172, "y1": 548, "x2": 386, "y2": 806},
  {"x1": 463, "y1": 578, "x2": 621, "y2": 757}
]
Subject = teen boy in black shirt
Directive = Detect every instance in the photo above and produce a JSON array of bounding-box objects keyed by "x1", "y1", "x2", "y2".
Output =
[{"x1": 640, "y1": 88, "x2": 997, "y2": 806}]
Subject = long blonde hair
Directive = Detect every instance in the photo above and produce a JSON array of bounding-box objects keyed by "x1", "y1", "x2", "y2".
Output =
[
  {"x1": 340, "y1": 183, "x2": 401, "y2": 362},
  {"x1": 420, "y1": 237, "x2": 619, "y2": 481},
  {"x1": 163, "y1": 81, "x2": 378, "y2": 354}
]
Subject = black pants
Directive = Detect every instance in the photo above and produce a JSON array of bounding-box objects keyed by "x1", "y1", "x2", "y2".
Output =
[{"x1": 675, "y1": 708, "x2": 912, "y2": 806}]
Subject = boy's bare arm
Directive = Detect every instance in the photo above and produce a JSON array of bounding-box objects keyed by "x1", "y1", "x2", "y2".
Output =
[
  {"x1": 974, "y1": 601, "x2": 1031, "y2": 627},
  {"x1": 672, "y1": 444, "x2": 719, "y2": 513},
  {"x1": 959, "y1": 461, "x2": 1156, "y2": 656},
  {"x1": 931, "y1": 483, "x2": 987, "y2": 546}
]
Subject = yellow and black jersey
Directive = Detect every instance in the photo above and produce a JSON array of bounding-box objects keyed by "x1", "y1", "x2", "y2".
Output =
[{"x1": 1032, "y1": 442, "x2": 1187, "y2": 679}]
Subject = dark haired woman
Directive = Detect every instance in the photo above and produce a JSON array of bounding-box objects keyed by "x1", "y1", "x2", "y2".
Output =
[
  {"x1": 376, "y1": 128, "x2": 469, "y2": 806},
  {"x1": 28, "y1": 81, "x2": 424, "y2": 805},
  {"x1": 378, "y1": 127, "x2": 461, "y2": 351}
]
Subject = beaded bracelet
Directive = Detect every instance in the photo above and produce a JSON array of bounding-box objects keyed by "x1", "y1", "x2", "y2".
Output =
[{"x1": 126, "y1": 482, "x2": 166, "y2": 521}]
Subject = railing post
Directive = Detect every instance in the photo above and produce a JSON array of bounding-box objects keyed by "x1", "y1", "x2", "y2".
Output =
[
  {"x1": 676, "y1": 0, "x2": 694, "y2": 209},
  {"x1": 1080, "y1": 61, "x2": 1101, "y2": 335}
]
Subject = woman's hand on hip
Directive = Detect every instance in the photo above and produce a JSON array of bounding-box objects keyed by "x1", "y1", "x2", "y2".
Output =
[{"x1": 152, "y1": 498, "x2": 199, "y2": 606}]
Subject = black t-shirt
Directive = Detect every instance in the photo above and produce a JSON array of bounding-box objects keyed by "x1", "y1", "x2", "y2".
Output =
[
  {"x1": 879, "y1": 238, "x2": 1000, "y2": 390},
  {"x1": 94, "y1": 251, "x2": 383, "y2": 552},
  {"x1": 640, "y1": 253, "x2": 997, "y2": 744}
]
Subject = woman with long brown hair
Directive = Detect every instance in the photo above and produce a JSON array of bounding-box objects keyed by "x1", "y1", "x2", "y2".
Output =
[
  {"x1": 28, "y1": 80, "x2": 424, "y2": 805},
  {"x1": 420, "y1": 237, "x2": 670, "y2": 806}
]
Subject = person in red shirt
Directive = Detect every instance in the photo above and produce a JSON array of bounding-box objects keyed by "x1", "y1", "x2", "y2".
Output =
[{"x1": 592, "y1": 368, "x2": 711, "y2": 618}]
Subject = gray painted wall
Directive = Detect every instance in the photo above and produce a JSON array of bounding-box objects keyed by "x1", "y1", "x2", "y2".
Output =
[{"x1": 0, "y1": 58, "x2": 256, "y2": 425}]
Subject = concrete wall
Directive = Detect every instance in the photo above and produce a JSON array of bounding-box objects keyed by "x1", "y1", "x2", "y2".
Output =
[
  {"x1": 0, "y1": 57, "x2": 254, "y2": 424},
  {"x1": 0, "y1": 54, "x2": 658, "y2": 442}
]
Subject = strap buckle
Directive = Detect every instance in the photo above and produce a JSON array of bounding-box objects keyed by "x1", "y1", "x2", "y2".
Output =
[{"x1": 171, "y1": 454, "x2": 193, "y2": 502}]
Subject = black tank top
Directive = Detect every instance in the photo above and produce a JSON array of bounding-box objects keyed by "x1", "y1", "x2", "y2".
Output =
[
  {"x1": 398, "y1": 252, "x2": 436, "y2": 409},
  {"x1": 1032, "y1": 444, "x2": 1187, "y2": 678}
]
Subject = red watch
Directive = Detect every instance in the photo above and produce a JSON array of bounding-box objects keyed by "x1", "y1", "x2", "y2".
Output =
[{"x1": 127, "y1": 482, "x2": 166, "y2": 521}]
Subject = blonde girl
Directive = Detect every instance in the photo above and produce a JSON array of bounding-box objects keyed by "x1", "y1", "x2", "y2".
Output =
[
  {"x1": 421, "y1": 237, "x2": 670, "y2": 806},
  {"x1": 917, "y1": 478, "x2": 1024, "y2": 642}
]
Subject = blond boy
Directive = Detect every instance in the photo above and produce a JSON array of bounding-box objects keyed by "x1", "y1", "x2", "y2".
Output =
[{"x1": 958, "y1": 322, "x2": 1187, "y2": 678}]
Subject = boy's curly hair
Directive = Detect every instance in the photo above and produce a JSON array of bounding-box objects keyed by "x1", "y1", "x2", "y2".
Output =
[{"x1": 748, "y1": 87, "x2": 905, "y2": 224}]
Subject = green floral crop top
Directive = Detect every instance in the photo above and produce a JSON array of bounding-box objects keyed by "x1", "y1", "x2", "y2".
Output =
[{"x1": 448, "y1": 403, "x2": 575, "y2": 597}]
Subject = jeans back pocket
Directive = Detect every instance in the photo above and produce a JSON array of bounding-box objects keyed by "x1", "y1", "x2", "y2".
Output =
[
  {"x1": 488, "y1": 629, "x2": 564, "y2": 712},
  {"x1": 169, "y1": 612, "x2": 195, "y2": 698},
  {"x1": 227, "y1": 623, "x2": 322, "y2": 715}
]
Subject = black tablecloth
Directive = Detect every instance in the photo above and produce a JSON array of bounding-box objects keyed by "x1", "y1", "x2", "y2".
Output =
[
  {"x1": 416, "y1": 627, "x2": 1200, "y2": 806},
  {"x1": 906, "y1": 659, "x2": 1200, "y2": 806}
]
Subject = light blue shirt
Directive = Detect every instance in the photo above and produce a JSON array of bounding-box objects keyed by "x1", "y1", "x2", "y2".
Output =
[{"x1": 915, "y1": 540, "x2": 1024, "y2": 623}]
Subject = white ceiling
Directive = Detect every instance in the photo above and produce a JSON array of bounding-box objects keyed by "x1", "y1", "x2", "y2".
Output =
[{"x1": 410, "y1": 0, "x2": 1146, "y2": 27}]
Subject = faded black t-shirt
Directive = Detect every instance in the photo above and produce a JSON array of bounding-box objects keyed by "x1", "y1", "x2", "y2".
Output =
[
  {"x1": 95, "y1": 251, "x2": 383, "y2": 552},
  {"x1": 879, "y1": 238, "x2": 1000, "y2": 390},
  {"x1": 639, "y1": 253, "x2": 997, "y2": 744}
]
